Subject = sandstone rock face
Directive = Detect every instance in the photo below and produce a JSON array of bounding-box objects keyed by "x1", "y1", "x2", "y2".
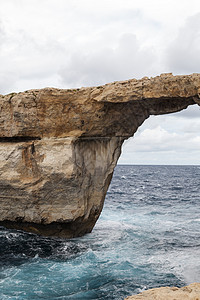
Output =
[
  {"x1": 0, "y1": 73, "x2": 200, "y2": 237},
  {"x1": 125, "y1": 283, "x2": 200, "y2": 300}
]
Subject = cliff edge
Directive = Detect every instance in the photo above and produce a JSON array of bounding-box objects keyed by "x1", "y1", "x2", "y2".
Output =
[{"x1": 0, "y1": 73, "x2": 200, "y2": 237}]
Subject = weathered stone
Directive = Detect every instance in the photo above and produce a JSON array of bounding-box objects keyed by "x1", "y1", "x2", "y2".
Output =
[
  {"x1": 125, "y1": 282, "x2": 200, "y2": 300},
  {"x1": 0, "y1": 73, "x2": 200, "y2": 237}
]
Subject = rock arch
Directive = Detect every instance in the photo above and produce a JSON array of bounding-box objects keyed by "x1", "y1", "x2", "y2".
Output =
[{"x1": 0, "y1": 73, "x2": 199, "y2": 237}]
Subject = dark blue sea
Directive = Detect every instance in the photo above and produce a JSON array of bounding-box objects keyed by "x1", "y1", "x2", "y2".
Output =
[{"x1": 1, "y1": 165, "x2": 200, "y2": 299}]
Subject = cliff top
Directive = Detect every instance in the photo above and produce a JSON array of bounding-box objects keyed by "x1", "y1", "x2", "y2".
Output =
[{"x1": 0, "y1": 73, "x2": 200, "y2": 139}]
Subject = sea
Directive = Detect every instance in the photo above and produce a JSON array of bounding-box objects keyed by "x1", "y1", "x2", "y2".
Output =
[{"x1": 1, "y1": 165, "x2": 200, "y2": 300}]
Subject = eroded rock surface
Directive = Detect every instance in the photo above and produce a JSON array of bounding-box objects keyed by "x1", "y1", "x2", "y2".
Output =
[
  {"x1": 125, "y1": 283, "x2": 200, "y2": 300},
  {"x1": 0, "y1": 73, "x2": 200, "y2": 237}
]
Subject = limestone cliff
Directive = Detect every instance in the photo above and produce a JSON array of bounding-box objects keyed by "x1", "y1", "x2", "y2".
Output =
[
  {"x1": 125, "y1": 282, "x2": 200, "y2": 300},
  {"x1": 0, "y1": 73, "x2": 200, "y2": 237}
]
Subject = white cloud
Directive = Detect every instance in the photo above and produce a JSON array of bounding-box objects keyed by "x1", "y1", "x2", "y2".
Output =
[
  {"x1": 118, "y1": 105, "x2": 200, "y2": 165},
  {"x1": 167, "y1": 13, "x2": 200, "y2": 74},
  {"x1": 59, "y1": 33, "x2": 156, "y2": 87},
  {"x1": 173, "y1": 104, "x2": 200, "y2": 119},
  {"x1": 0, "y1": 0, "x2": 199, "y2": 93},
  {"x1": 125, "y1": 126, "x2": 200, "y2": 153}
]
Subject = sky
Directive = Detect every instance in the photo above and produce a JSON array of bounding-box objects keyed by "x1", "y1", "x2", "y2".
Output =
[{"x1": 0, "y1": 0, "x2": 200, "y2": 164}]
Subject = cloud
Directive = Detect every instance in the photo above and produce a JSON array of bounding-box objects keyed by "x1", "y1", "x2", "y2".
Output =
[
  {"x1": 0, "y1": 72, "x2": 17, "y2": 95},
  {"x1": 172, "y1": 104, "x2": 200, "y2": 118},
  {"x1": 119, "y1": 125, "x2": 200, "y2": 165},
  {"x1": 118, "y1": 104, "x2": 200, "y2": 165},
  {"x1": 0, "y1": 25, "x2": 66, "y2": 94},
  {"x1": 166, "y1": 13, "x2": 200, "y2": 74},
  {"x1": 1, "y1": 0, "x2": 199, "y2": 94},
  {"x1": 0, "y1": 21, "x2": 17, "y2": 94},
  {"x1": 0, "y1": 0, "x2": 161, "y2": 93},
  {"x1": 59, "y1": 33, "x2": 156, "y2": 88},
  {"x1": 131, "y1": 105, "x2": 200, "y2": 136},
  {"x1": 0, "y1": 22, "x2": 4, "y2": 42},
  {"x1": 125, "y1": 126, "x2": 200, "y2": 153}
]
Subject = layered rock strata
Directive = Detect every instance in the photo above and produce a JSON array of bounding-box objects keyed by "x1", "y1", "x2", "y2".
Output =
[
  {"x1": 125, "y1": 282, "x2": 200, "y2": 300},
  {"x1": 0, "y1": 73, "x2": 200, "y2": 237}
]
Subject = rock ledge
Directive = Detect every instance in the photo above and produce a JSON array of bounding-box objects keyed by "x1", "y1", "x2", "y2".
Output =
[{"x1": 125, "y1": 283, "x2": 200, "y2": 300}]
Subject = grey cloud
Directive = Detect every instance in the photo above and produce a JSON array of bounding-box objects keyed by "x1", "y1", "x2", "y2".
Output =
[
  {"x1": 59, "y1": 33, "x2": 156, "y2": 88},
  {"x1": 75, "y1": 8, "x2": 144, "y2": 28},
  {"x1": 0, "y1": 26, "x2": 65, "y2": 93},
  {"x1": 0, "y1": 22, "x2": 17, "y2": 94},
  {"x1": 167, "y1": 13, "x2": 200, "y2": 74},
  {"x1": 0, "y1": 25, "x2": 4, "y2": 43},
  {"x1": 0, "y1": 72, "x2": 17, "y2": 95},
  {"x1": 147, "y1": 104, "x2": 200, "y2": 122},
  {"x1": 123, "y1": 129, "x2": 200, "y2": 153},
  {"x1": 171, "y1": 104, "x2": 200, "y2": 118}
]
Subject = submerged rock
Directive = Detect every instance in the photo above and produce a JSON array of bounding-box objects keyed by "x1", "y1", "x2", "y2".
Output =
[
  {"x1": 0, "y1": 73, "x2": 200, "y2": 237},
  {"x1": 125, "y1": 282, "x2": 200, "y2": 299}
]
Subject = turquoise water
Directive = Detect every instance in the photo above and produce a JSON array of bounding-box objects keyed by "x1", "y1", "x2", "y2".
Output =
[{"x1": 1, "y1": 165, "x2": 200, "y2": 299}]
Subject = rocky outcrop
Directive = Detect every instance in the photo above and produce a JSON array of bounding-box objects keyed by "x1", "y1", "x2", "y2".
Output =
[
  {"x1": 0, "y1": 73, "x2": 200, "y2": 237},
  {"x1": 125, "y1": 283, "x2": 200, "y2": 299}
]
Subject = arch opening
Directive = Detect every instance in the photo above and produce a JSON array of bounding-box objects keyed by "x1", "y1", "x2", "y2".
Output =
[{"x1": 118, "y1": 104, "x2": 200, "y2": 166}]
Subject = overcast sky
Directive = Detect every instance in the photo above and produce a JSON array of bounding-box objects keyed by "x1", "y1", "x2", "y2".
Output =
[{"x1": 0, "y1": 0, "x2": 200, "y2": 164}]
